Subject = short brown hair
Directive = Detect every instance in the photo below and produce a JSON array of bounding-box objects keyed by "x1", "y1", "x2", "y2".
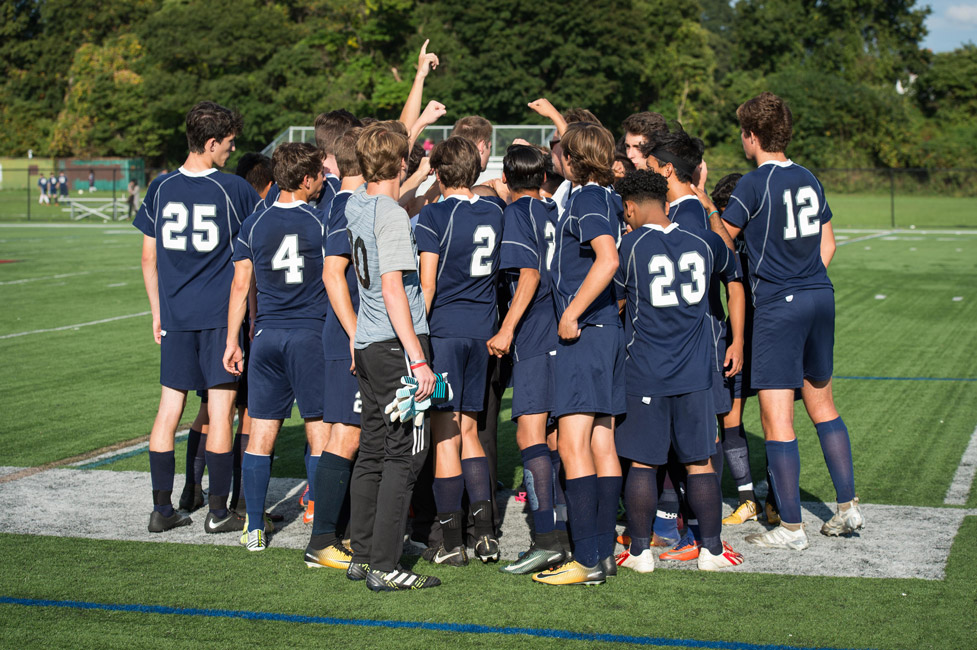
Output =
[
  {"x1": 430, "y1": 136, "x2": 481, "y2": 189},
  {"x1": 356, "y1": 123, "x2": 408, "y2": 183},
  {"x1": 272, "y1": 142, "x2": 322, "y2": 192},
  {"x1": 314, "y1": 109, "x2": 361, "y2": 156},
  {"x1": 737, "y1": 92, "x2": 793, "y2": 153},
  {"x1": 451, "y1": 115, "x2": 493, "y2": 146},
  {"x1": 186, "y1": 101, "x2": 242, "y2": 153},
  {"x1": 621, "y1": 111, "x2": 666, "y2": 141},
  {"x1": 561, "y1": 123, "x2": 615, "y2": 186},
  {"x1": 335, "y1": 127, "x2": 362, "y2": 178},
  {"x1": 564, "y1": 108, "x2": 602, "y2": 127}
]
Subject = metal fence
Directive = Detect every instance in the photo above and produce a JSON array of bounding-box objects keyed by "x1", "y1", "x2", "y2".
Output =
[{"x1": 2, "y1": 168, "x2": 135, "y2": 221}]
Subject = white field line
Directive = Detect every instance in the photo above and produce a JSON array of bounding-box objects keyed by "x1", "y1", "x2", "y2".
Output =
[
  {"x1": 835, "y1": 228, "x2": 977, "y2": 236},
  {"x1": 945, "y1": 422, "x2": 977, "y2": 505},
  {"x1": 836, "y1": 230, "x2": 895, "y2": 246},
  {"x1": 0, "y1": 311, "x2": 150, "y2": 340},
  {"x1": 0, "y1": 271, "x2": 91, "y2": 285},
  {"x1": 0, "y1": 223, "x2": 139, "y2": 230}
]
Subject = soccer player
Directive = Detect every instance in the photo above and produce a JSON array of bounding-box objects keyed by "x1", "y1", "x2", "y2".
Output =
[
  {"x1": 621, "y1": 111, "x2": 668, "y2": 171},
  {"x1": 489, "y1": 145, "x2": 567, "y2": 574},
  {"x1": 314, "y1": 109, "x2": 362, "y2": 206},
  {"x1": 304, "y1": 127, "x2": 365, "y2": 569},
  {"x1": 344, "y1": 123, "x2": 441, "y2": 591},
  {"x1": 719, "y1": 92, "x2": 862, "y2": 550},
  {"x1": 222, "y1": 142, "x2": 330, "y2": 551},
  {"x1": 613, "y1": 169, "x2": 745, "y2": 573},
  {"x1": 134, "y1": 101, "x2": 260, "y2": 534},
  {"x1": 415, "y1": 136, "x2": 505, "y2": 565},
  {"x1": 451, "y1": 116, "x2": 493, "y2": 173},
  {"x1": 533, "y1": 123, "x2": 624, "y2": 586},
  {"x1": 37, "y1": 173, "x2": 49, "y2": 204}
]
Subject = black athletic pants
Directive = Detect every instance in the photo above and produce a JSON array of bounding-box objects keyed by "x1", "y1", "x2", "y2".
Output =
[{"x1": 349, "y1": 336, "x2": 431, "y2": 573}]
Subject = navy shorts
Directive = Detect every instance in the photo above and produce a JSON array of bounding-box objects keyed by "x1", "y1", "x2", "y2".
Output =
[
  {"x1": 553, "y1": 324, "x2": 626, "y2": 418},
  {"x1": 160, "y1": 327, "x2": 238, "y2": 391},
  {"x1": 615, "y1": 390, "x2": 716, "y2": 466},
  {"x1": 323, "y1": 358, "x2": 362, "y2": 426},
  {"x1": 430, "y1": 337, "x2": 489, "y2": 412},
  {"x1": 247, "y1": 327, "x2": 324, "y2": 420},
  {"x1": 510, "y1": 349, "x2": 556, "y2": 420},
  {"x1": 751, "y1": 288, "x2": 834, "y2": 390},
  {"x1": 711, "y1": 335, "x2": 732, "y2": 415}
]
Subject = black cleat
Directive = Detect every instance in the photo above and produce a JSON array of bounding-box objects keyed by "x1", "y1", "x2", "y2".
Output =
[
  {"x1": 346, "y1": 561, "x2": 370, "y2": 581},
  {"x1": 600, "y1": 555, "x2": 618, "y2": 577},
  {"x1": 474, "y1": 535, "x2": 500, "y2": 563},
  {"x1": 148, "y1": 510, "x2": 192, "y2": 533},
  {"x1": 203, "y1": 510, "x2": 245, "y2": 534},
  {"x1": 366, "y1": 567, "x2": 442, "y2": 591},
  {"x1": 430, "y1": 544, "x2": 468, "y2": 566},
  {"x1": 178, "y1": 484, "x2": 204, "y2": 512}
]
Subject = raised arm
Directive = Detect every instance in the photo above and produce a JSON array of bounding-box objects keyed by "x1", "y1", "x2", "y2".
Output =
[
  {"x1": 400, "y1": 39, "x2": 439, "y2": 137},
  {"x1": 689, "y1": 183, "x2": 736, "y2": 251},
  {"x1": 528, "y1": 98, "x2": 568, "y2": 138}
]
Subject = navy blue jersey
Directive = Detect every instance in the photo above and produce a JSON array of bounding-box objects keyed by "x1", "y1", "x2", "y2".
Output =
[
  {"x1": 253, "y1": 183, "x2": 281, "y2": 214},
  {"x1": 321, "y1": 190, "x2": 359, "y2": 360},
  {"x1": 38, "y1": 177, "x2": 48, "y2": 190},
  {"x1": 552, "y1": 183, "x2": 623, "y2": 326},
  {"x1": 615, "y1": 223, "x2": 740, "y2": 397},
  {"x1": 500, "y1": 196, "x2": 559, "y2": 360},
  {"x1": 134, "y1": 167, "x2": 260, "y2": 331},
  {"x1": 722, "y1": 160, "x2": 833, "y2": 306},
  {"x1": 415, "y1": 195, "x2": 506, "y2": 339},
  {"x1": 312, "y1": 174, "x2": 341, "y2": 210},
  {"x1": 233, "y1": 200, "x2": 327, "y2": 331}
]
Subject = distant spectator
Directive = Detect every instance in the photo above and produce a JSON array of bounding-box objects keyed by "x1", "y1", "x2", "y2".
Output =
[
  {"x1": 88, "y1": 169, "x2": 96, "y2": 193},
  {"x1": 38, "y1": 173, "x2": 50, "y2": 204},
  {"x1": 58, "y1": 172, "x2": 69, "y2": 203},
  {"x1": 126, "y1": 179, "x2": 140, "y2": 219}
]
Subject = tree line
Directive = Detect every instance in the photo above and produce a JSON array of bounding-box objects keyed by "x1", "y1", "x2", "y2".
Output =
[{"x1": 1, "y1": 0, "x2": 974, "y2": 169}]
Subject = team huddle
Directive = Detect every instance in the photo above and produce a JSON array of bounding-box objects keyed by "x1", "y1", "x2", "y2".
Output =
[{"x1": 134, "y1": 44, "x2": 864, "y2": 592}]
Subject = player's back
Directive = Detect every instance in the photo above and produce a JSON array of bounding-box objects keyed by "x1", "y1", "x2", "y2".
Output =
[
  {"x1": 722, "y1": 161, "x2": 832, "y2": 305},
  {"x1": 235, "y1": 200, "x2": 327, "y2": 331},
  {"x1": 415, "y1": 195, "x2": 505, "y2": 340},
  {"x1": 616, "y1": 223, "x2": 737, "y2": 396},
  {"x1": 134, "y1": 167, "x2": 259, "y2": 330},
  {"x1": 321, "y1": 190, "x2": 360, "y2": 360}
]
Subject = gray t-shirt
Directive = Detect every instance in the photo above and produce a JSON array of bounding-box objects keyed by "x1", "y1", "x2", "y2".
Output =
[{"x1": 345, "y1": 188, "x2": 429, "y2": 348}]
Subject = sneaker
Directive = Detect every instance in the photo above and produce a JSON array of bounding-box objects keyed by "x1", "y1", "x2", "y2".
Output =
[
  {"x1": 346, "y1": 561, "x2": 370, "y2": 581},
  {"x1": 430, "y1": 544, "x2": 468, "y2": 566},
  {"x1": 500, "y1": 545, "x2": 564, "y2": 575},
  {"x1": 659, "y1": 531, "x2": 701, "y2": 561},
  {"x1": 745, "y1": 524, "x2": 809, "y2": 550},
  {"x1": 615, "y1": 548, "x2": 655, "y2": 573},
  {"x1": 238, "y1": 514, "x2": 274, "y2": 545},
  {"x1": 474, "y1": 535, "x2": 500, "y2": 563},
  {"x1": 304, "y1": 541, "x2": 353, "y2": 569},
  {"x1": 821, "y1": 497, "x2": 864, "y2": 536},
  {"x1": 765, "y1": 500, "x2": 780, "y2": 525},
  {"x1": 722, "y1": 500, "x2": 759, "y2": 525},
  {"x1": 600, "y1": 555, "x2": 617, "y2": 577},
  {"x1": 303, "y1": 500, "x2": 315, "y2": 525},
  {"x1": 244, "y1": 529, "x2": 266, "y2": 552},
  {"x1": 178, "y1": 484, "x2": 204, "y2": 512},
  {"x1": 148, "y1": 510, "x2": 192, "y2": 533},
  {"x1": 532, "y1": 559, "x2": 605, "y2": 586},
  {"x1": 697, "y1": 542, "x2": 744, "y2": 571},
  {"x1": 203, "y1": 510, "x2": 246, "y2": 534},
  {"x1": 298, "y1": 485, "x2": 309, "y2": 508},
  {"x1": 366, "y1": 567, "x2": 441, "y2": 591}
]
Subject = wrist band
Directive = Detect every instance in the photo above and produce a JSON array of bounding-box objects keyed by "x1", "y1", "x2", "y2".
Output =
[
  {"x1": 410, "y1": 359, "x2": 428, "y2": 370},
  {"x1": 708, "y1": 210, "x2": 719, "y2": 218}
]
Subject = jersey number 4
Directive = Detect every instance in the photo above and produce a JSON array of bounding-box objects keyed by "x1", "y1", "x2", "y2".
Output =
[
  {"x1": 161, "y1": 203, "x2": 219, "y2": 252},
  {"x1": 272, "y1": 234, "x2": 304, "y2": 284},
  {"x1": 783, "y1": 186, "x2": 820, "y2": 240},
  {"x1": 648, "y1": 252, "x2": 706, "y2": 307}
]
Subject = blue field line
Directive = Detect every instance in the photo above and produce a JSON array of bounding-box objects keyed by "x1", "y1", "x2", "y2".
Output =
[
  {"x1": 75, "y1": 432, "x2": 190, "y2": 469},
  {"x1": 0, "y1": 596, "x2": 875, "y2": 650},
  {"x1": 835, "y1": 375, "x2": 976, "y2": 382}
]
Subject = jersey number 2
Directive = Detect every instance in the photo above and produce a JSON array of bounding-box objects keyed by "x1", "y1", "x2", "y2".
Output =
[
  {"x1": 783, "y1": 186, "x2": 820, "y2": 240},
  {"x1": 470, "y1": 225, "x2": 497, "y2": 277},
  {"x1": 161, "y1": 202, "x2": 219, "y2": 252}
]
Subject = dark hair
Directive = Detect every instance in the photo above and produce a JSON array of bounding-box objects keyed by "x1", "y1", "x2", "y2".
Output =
[
  {"x1": 710, "y1": 173, "x2": 743, "y2": 212},
  {"x1": 737, "y1": 92, "x2": 793, "y2": 153},
  {"x1": 451, "y1": 115, "x2": 493, "y2": 146},
  {"x1": 503, "y1": 144, "x2": 546, "y2": 192},
  {"x1": 613, "y1": 151, "x2": 635, "y2": 172},
  {"x1": 406, "y1": 141, "x2": 426, "y2": 177},
  {"x1": 639, "y1": 125, "x2": 704, "y2": 183},
  {"x1": 564, "y1": 108, "x2": 602, "y2": 127},
  {"x1": 234, "y1": 152, "x2": 273, "y2": 194},
  {"x1": 185, "y1": 101, "x2": 242, "y2": 153},
  {"x1": 615, "y1": 169, "x2": 669, "y2": 206},
  {"x1": 272, "y1": 142, "x2": 323, "y2": 192},
  {"x1": 621, "y1": 111, "x2": 667, "y2": 141},
  {"x1": 561, "y1": 122, "x2": 615, "y2": 186},
  {"x1": 314, "y1": 109, "x2": 362, "y2": 156},
  {"x1": 335, "y1": 127, "x2": 362, "y2": 178},
  {"x1": 356, "y1": 123, "x2": 408, "y2": 183},
  {"x1": 430, "y1": 136, "x2": 481, "y2": 189}
]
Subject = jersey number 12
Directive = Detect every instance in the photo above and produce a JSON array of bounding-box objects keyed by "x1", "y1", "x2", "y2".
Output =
[{"x1": 782, "y1": 186, "x2": 820, "y2": 240}]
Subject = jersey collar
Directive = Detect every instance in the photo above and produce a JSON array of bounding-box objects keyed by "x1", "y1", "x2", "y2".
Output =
[
  {"x1": 273, "y1": 199, "x2": 308, "y2": 208},
  {"x1": 445, "y1": 193, "x2": 479, "y2": 203},
  {"x1": 669, "y1": 193, "x2": 699, "y2": 208},
  {"x1": 178, "y1": 166, "x2": 218, "y2": 177},
  {"x1": 641, "y1": 222, "x2": 679, "y2": 233},
  {"x1": 759, "y1": 159, "x2": 794, "y2": 168}
]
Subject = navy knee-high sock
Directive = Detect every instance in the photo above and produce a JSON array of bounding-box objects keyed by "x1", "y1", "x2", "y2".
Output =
[
  {"x1": 550, "y1": 449, "x2": 568, "y2": 532},
  {"x1": 597, "y1": 475, "x2": 622, "y2": 560},
  {"x1": 711, "y1": 429, "x2": 725, "y2": 487},
  {"x1": 521, "y1": 444, "x2": 555, "y2": 535},
  {"x1": 461, "y1": 456, "x2": 492, "y2": 504},
  {"x1": 564, "y1": 475, "x2": 599, "y2": 566},
  {"x1": 433, "y1": 474, "x2": 464, "y2": 514},
  {"x1": 184, "y1": 429, "x2": 202, "y2": 489},
  {"x1": 149, "y1": 451, "x2": 176, "y2": 517},
  {"x1": 624, "y1": 466, "x2": 657, "y2": 554},
  {"x1": 815, "y1": 417, "x2": 856, "y2": 504},
  {"x1": 766, "y1": 439, "x2": 802, "y2": 524},
  {"x1": 722, "y1": 424, "x2": 755, "y2": 503},
  {"x1": 304, "y1": 450, "x2": 318, "y2": 505},
  {"x1": 310, "y1": 452, "x2": 352, "y2": 547},
  {"x1": 686, "y1": 473, "x2": 723, "y2": 555},
  {"x1": 193, "y1": 433, "x2": 207, "y2": 485},
  {"x1": 230, "y1": 432, "x2": 245, "y2": 510},
  {"x1": 205, "y1": 450, "x2": 233, "y2": 517},
  {"x1": 242, "y1": 452, "x2": 271, "y2": 532}
]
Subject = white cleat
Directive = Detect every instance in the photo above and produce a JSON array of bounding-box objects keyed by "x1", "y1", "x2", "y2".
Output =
[
  {"x1": 745, "y1": 524, "x2": 810, "y2": 551},
  {"x1": 697, "y1": 542, "x2": 745, "y2": 571},
  {"x1": 821, "y1": 497, "x2": 864, "y2": 536},
  {"x1": 615, "y1": 548, "x2": 656, "y2": 573}
]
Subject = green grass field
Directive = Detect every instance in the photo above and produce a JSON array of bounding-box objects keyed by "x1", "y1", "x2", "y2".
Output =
[{"x1": 1, "y1": 224, "x2": 976, "y2": 649}]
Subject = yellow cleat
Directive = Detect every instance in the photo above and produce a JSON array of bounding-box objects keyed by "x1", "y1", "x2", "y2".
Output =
[
  {"x1": 765, "y1": 501, "x2": 781, "y2": 526},
  {"x1": 532, "y1": 559, "x2": 605, "y2": 586},
  {"x1": 722, "y1": 500, "x2": 759, "y2": 525},
  {"x1": 304, "y1": 541, "x2": 353, "y2": 569}
]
